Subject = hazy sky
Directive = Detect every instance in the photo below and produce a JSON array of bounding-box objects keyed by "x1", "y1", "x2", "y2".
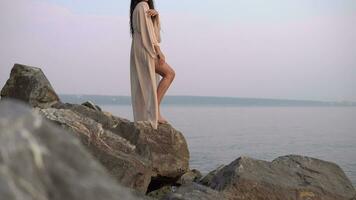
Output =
[{"x1": 1, "y1": 0, "x2": 355, "y2": 101}]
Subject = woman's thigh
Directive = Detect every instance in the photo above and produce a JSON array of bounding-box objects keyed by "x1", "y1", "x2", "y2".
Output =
[{"x1": 155, "y1": 59, "x2": 174, "y2": 77}]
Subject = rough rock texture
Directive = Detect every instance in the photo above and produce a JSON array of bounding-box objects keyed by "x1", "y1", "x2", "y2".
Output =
[
  {"x1": 113, "y1": 120, "x2": 190, "y2": 179},
  {"x1": 0, "y1": 100, "x2": 142, "y2": 200},
  {"x1": 51, "y1": 102, "x2": 190, "y2": 180},
  {"x1": 39, "y1": 106, "x2": 152, "y2": 193},
  {"x1": 0, "y1": 63, "x2": 60, "y2": 108},
  {"x1": 203, "y1": 155, "x2": 356, "y2": 200},
  {"x1": 1, "y1": 64, "x2": 190, "y2": 194},
  {"x1": 162, "y1": 183, "x2": 226, "y2": 200}
]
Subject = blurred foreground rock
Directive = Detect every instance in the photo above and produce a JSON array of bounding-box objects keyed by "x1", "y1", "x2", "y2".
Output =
[{"x1": 0, "y1": 100, "x2": 142, "y2": 200}]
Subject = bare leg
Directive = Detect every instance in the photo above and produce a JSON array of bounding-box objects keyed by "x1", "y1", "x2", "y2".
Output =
[{"x1": 155, "y1": 59, "x2": 175, "y2": 123}]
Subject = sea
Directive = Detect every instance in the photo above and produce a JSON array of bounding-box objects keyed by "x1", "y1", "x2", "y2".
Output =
[
  {"x1": 101, "y1": 104, "x2": 356, "y2": 187},
  {"x1": 60, "y1": 95, "x2": 356, "y2": 186}
]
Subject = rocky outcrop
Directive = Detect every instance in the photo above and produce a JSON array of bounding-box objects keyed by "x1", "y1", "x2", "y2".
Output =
[
  {"x1": 1, "y1": 63, "x2": 355, "y2": 200},
  {"x1": 38, "y1": 106, "x2": 153, "y2": 193},
  {"x1": 51, "y1": 102, "x2": 190, "y2": 180},
  {"x1": 111, "y1": 119, "x2": 190, "y2": 179},
  {"x1": 0, "y1": 100, "x2": 142, "y2": 200},
  {"x1": 0, "y1": 63, "x2": 190, "y2": 194},
  {"x1": 202, "y1": 155, "x2": 356, "y2": 200},
  {"x1": 46, "y1": 102, "x2": 190, "y2": 193},
  {"x1": 0, "y1": 63, "x2": 60, "y2": 108}
]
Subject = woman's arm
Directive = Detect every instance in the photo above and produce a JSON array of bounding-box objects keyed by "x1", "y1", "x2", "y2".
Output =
[
  {"x1": 136, "y1": 3, "x2": 160, "y2": 58},
  {"x1": 148, "y1": 9, "x2": 163, "y2": 61}
]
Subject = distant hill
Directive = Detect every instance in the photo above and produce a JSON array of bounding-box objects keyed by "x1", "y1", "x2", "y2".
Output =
[{"x1": 59, "y1": 94, "x2": 356, "y2": 107}]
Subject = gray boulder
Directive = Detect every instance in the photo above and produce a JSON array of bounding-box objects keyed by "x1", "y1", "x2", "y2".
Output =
[
  {"x1": 0, "y1": 99, "x2": 142, "y2": 200},
  {"x1": 1, "y1": 63, "x2": 60, "y2": 108},
  {"x1": 203, "y1": 155, "x2": 356, "y2": 200}
]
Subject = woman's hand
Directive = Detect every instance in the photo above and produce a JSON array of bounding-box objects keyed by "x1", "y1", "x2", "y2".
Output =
[
  {"x1": 147, "y1": 9, "x2": 159, "y2": 17},
  {"x1": 154, "y1": 45, "x2": 165, "y2": 63},
  {"x1": 158, "y1": 51, "x2": 166, "y2": 64}
]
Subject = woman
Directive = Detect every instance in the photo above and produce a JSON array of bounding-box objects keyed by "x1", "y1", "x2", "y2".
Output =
[{"x1": 130, "y1": 0, "x2": 175, "y2": 129}]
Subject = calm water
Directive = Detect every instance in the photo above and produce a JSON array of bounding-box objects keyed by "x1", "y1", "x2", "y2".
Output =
[{"x1": 101, "y1": 105, "x2": 356, "y2": 186}]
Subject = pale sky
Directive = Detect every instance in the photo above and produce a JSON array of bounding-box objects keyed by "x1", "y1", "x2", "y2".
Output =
[{"x1": 0, "y1": 0, "x2": 355, "y2": 101}]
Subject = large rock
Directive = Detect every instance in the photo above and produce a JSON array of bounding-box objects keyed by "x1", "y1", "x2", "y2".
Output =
[
  {"x1": 0, "y1": 100, "x2": 142, "y2": 200},
  {"x1": 50, "y1": 102, "x2": 190, "y2": 192},
  {"x1": 50, "y1": 102, "x2": 189, "y2": 176},
  {"x1": 1, "y1": 63, "x2": 60, "y2": 108},
  {"x1": 1, "y1": 64, "x2": 190, "y2": 193},
  {"x1": 112, "y1": 119, "x2": 190, "y2": 179},
  {"x1": 39, "y1": 106, "x2": 153, "y2": 193},
  {"x1": 203, "y1": 155, "x2": 356, "y2": 200}
]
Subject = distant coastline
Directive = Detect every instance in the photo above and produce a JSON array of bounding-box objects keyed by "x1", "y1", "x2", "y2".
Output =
[{"x1": 59, "y1": 94, "x2": 356, "y2": 107}]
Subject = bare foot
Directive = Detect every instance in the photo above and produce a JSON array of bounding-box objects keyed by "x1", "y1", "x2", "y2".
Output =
[
  {"x1": 158, "y1": 120, "x2": 168, "y2": 124},
  {"x1": 158, "y1": 115, "x2": 168, "y2": 124}
]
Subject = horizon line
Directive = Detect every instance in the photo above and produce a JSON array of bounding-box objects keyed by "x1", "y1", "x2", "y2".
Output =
[{"x1": 58, "y1": 94, "x2": 356, "y2": 103}]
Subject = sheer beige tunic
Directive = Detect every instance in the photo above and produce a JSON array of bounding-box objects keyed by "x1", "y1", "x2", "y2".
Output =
[{"x1": 130, "y1": 1, "x2": 162, "y2": 130}]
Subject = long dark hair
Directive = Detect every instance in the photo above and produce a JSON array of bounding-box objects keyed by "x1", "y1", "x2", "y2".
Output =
[{"x1": 130, "y1": 0, "x2": 155, "y2": 36}]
